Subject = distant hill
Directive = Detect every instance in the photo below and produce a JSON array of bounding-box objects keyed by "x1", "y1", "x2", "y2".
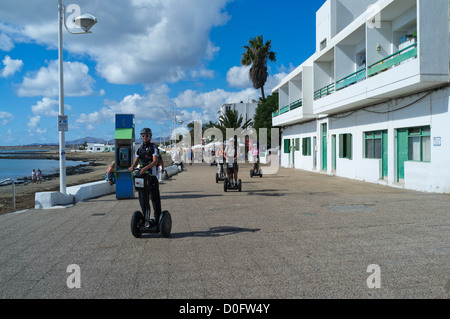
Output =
[
  {"x1": 68, "y1": 137, "x2": 114, "y2": 145},
  {"x1": 0, "y1": 136, "x2": 171, "y2": 148}
]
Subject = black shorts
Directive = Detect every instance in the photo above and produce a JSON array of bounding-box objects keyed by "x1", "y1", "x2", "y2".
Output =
[{"x1": 226, "y1": 163, "x2": 239, "y2": 173}]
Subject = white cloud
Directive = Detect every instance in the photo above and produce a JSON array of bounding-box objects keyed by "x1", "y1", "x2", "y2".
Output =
[
  {"x1": 1, "y1": 55, "x2": 23, "y2": 77},
  {"x1": 26, "y1": 115, "x2": 41, "y2": 133},
  {"x1": 74, "y1": 68, "x2": 288, "y2": 131},
  {"x1": 0, "y1": 111, "x2": 13, "y2": 125},
  {"x1": 226, "y1": 65, "x2": 251, "y2": 88},
  {"x1": 17, "y1": 60, "x2": 95, "y2": 97},
  {"x1": 76, "y1": 84, "x2": 172, "y2": 130},
  {"x1": 31, "y1": 97, "x2": 59, "y2": 117},
  {"x1": 0, "y1": 0, "x2": 232, "y2": 86},
  {"x1": 0, "y1": 34, "x2": 14, "y2": 51}
]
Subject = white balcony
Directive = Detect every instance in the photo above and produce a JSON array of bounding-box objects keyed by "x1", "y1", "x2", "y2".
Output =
[
  {"x1": 312, "y1": 0, "x2": 449, "y2": 115},
  {"x1": 272, "y1": 65, "x2": 315, "y2": 127}
]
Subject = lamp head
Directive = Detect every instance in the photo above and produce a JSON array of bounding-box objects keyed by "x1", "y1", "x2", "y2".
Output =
[{"x1": 74, "y1": 14, "x2": 97, "y2": 33}]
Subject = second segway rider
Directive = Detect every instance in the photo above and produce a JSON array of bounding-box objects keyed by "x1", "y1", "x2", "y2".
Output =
[
  {"x1": 224, "y1": 138, "x2": 239, "y2": 186},
  {"x1": 129, "y1": 128, "x2": 162, "y2": 227},
  {"x1": 217, "y1": 142, "x2": 224, "y2": 177}
]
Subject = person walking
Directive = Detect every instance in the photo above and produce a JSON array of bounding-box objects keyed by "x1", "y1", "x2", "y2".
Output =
[
  {"x1": 36, "y1": 169, "x2": 42, "y2": 184},
  {"x1": 31, "y1": 169, "x2": 36, "y2": 184}
]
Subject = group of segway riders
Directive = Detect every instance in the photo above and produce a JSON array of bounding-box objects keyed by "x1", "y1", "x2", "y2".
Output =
[{"x1": 128, "y1": 128, "x2": 262, "y2": 237}]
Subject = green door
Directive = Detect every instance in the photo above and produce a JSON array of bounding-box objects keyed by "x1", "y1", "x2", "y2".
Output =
[
  {"x1": 397, "y1": 128, "x2": 408, "y2": 181},
  {"x1": 322, "y1": 123, "x2": 327, "y2": 171},
  {"x1": 332, "y1": 134, "x2": 336, "y2": 170},
  {"x1": 382, "y1": 130, "x2": 388, "y2": 178}
]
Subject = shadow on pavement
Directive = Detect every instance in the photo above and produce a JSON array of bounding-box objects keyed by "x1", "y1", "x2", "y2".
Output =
[{"x1": 170, "y1": 226, "x2": 261, "y2": 239}]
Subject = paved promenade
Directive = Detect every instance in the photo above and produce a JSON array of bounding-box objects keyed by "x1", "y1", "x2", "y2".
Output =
[{"x1": 0, "y1": 163, "x2": 449, "y2": 299}]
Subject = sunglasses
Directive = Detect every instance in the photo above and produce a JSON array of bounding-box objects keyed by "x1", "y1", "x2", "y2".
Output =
[{"x1": 141, "y1": 134, "x2": 151, "y2": 138}]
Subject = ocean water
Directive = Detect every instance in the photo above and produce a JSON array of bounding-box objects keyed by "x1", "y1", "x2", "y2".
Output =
[{"x1": 0, "y1": 157, "x2": 86, "y2": 181}]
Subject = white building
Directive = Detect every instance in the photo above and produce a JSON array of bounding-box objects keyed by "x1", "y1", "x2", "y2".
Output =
[
  {"x1": 86, "y1": 143, "x2": 115, "y2": 153},
  {"x1": 220, "y1": 102, "x2": 258, "y2": 123},
  {"x1": 272, "y1": 0, "x2": 450, "y2": 193}
]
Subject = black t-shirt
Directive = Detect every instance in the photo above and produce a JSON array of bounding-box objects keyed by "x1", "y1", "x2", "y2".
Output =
[{"x1": 136, "y1": 142, "x2": 159, "y2": 175}]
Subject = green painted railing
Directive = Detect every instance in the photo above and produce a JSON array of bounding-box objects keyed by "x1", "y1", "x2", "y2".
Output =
[
  {"x1": 314, "y1": 83, "x2": 335, "y2": 100},
  {"x1": 336, "y1": 68, "x2": 366, "y2": 91},
  {"x1": 368, "y1": 43, "x2": 417, "y2": 77},
  {"x1": 290, "y1": 98, "x2": 303, "y2": 110},
  {"x1": 277, "y1": 43, "x2": 418, "y2": 108},
  {"x1": 273, "y1": 98, "x2": 303, "y2": 118},
  {"x1": 279, "y1": 105, "x2": 290, "y2": 114}
]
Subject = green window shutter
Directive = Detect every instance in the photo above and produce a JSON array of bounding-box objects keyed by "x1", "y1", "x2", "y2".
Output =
[
  {"x1": 346, "y1": 134, "x2": 352, "y2": 159},
  {"x1": 284, "y1": 139, "x2": 290, "y2": 153},
  {"x1": 302, "y1": 138, "x2": 306, "y2": 156},
  {"x1": 339, "y1": 134, "x2": 352, "y2": 159},
  {"x1": 307, "y1": 137, "x2": 311, "y2": 156}
]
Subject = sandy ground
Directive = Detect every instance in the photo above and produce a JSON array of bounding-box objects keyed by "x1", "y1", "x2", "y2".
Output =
[{"x1": 0, "y1": 151, "x2": 116, "y2": 214}]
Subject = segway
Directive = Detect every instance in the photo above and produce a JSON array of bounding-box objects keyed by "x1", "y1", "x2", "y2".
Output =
[
  {"x1": 131, "y1": 170, "x2": 172, "y2": 238},
  {"x1": 223, "y1": 163, "x2": 242, "y2": 192},
  {"x1": 250, "y1": 167, "x2": 263, "y2": 178},
  {"x1": 215, "y1": 162, "x2": 225, "y2": 183}
]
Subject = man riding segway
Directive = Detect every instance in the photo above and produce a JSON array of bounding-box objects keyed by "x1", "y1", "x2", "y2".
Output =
[
  {"x1": 128, "y1": 128, "x2": 171, "y2": 237},
  {"x1": 223, "y1": 137, "x2": 242, "y2": 192}
]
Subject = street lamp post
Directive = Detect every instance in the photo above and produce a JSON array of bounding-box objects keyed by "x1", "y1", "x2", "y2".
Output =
[{"x1": 57, "y1": 0, "x2": 97, "y2": 194}]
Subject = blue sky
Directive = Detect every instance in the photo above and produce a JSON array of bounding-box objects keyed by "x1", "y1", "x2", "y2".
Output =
[{"x1": 0, "y1": 0, "x2": 325, "y2": 146}]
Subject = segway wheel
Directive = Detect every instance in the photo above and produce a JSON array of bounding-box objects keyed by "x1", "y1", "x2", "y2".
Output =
[
  {"x1": 131, "y1": 211, "x2": 144, "y2": 238},
  {"x1": 215, "y1": 173, "x2": 219, "y2": 183},
  {"x1": 160, "y1": 211, "x2": 172, "y2": 238},
  {"x1": 250, "y1": 169, "x2": 254, "y2": 178},
  {"x1": 260, "y1": 169, "x2": 263, "y2": 178},
  {"x1": 238, "y1": 179, "x2": 242, "y2": 192},
  {"x1": 224, "y1": 178, "x2": 228, "y2": 192}
]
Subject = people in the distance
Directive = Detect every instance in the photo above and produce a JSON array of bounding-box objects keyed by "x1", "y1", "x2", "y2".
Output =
[
  {"x1": 224, "y1": 138, "x2": 239, "y2": 186},
  {"x1": 105, "y1": 161, "x2": 116, "y2": 185},
  {"x1": 36, "y1": 169, "x2": 42, "y2": 184},
  {"x1": 128, "y1": 128, "x2": 162, "y2": 226},
  {"x1": 31, "y1": 169, "x2": 36, "y2": 184},
  {"x1": 156, "y1": 152, "x2": 165, "y2": 182},
  {"x1": 216, "y1": 142, "x2": 224, "y2": 177},
  {"x1": 251, "y1": 144, "x2": 260, "y2": 172}
]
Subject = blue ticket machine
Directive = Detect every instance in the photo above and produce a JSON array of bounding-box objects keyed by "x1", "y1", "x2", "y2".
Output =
[{"x1": 115, "y1": 114, "x2": 135, "y2": 199}]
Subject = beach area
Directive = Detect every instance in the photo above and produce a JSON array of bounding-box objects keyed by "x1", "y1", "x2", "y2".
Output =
[{"x1": 0, "y1": 151, "x2": 114, "y2": 214}]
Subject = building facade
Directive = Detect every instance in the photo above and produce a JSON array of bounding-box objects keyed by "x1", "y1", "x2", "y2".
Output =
[
  {"x1": 220, "y1": 102, "x2": 258, "y2": 124},
  {"x1": 272, "y1": 0, "x2": 450, "y2": 193}
]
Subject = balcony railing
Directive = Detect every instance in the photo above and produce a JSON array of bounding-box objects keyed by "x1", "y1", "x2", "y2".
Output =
[
  {"x1": 273, "y1": 98, "x2": 303, "y2": 118},
  {"x1": 368, "y1": 43, "x2": 417, "y2": 77},
  {"x1": 314, "y1": 83, "x2": 335, "y2": 100},
  {"x1": 314, "y1": 43, "x2": 418, "y2": 101},
  {"x1": 336, "y1": 68, "x2": 366, "y2": 91}
]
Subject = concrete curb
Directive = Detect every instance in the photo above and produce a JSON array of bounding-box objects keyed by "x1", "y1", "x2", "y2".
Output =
[{"x1": 35, "y1": 180, "x2": 115, "y2": 209}]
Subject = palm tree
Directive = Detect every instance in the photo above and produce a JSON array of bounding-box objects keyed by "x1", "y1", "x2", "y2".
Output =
[
  {"x1": 241, "y1": 35, "x2": 276, "y2": 101},
  {"x1": 215, "y1": 109, "x2": 252, "y2": 137}
]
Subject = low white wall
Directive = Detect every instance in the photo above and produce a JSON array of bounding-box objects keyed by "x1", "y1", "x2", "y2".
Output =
[
  {"x1": 35, "y1": 180, "x2": 116, "y2": 209},
  {"x1": 67, "y1": 180, "x2": 116, "y2": 202}
]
